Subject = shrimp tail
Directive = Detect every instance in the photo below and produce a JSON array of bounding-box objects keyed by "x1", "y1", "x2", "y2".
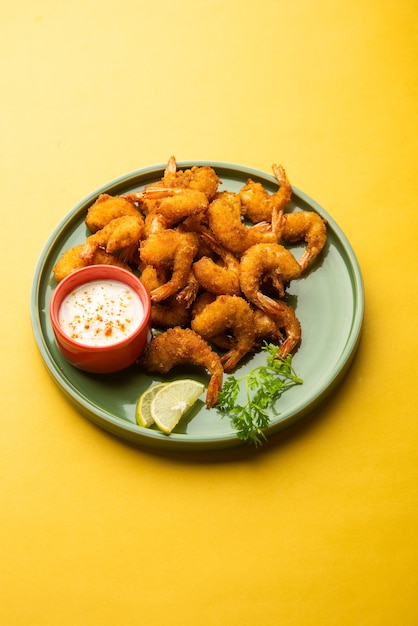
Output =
[
  {"x1": 150, "y1": 283, "x2": 178, "y2": 302},
  {"x1": 221, "y1": 349, "x2": 245, "y2": 373},
  {"x1": 279, "y1": 337, "x2": 298, "y2": 359},
  {"x1": 79, "y1": 242, "x2": 96, "y2": 264},
  {"x1": 255, "y1": 293, "x2": 285, "y2": 317},
  {"x1": 271, "y1": 206, "x2": 286, "y2": 240},
  {"x1": 206, "y1": 371, "x2": 223, "y2": 407},
  {"x1": 298, "y1": 249, "x2": 317, "y2": 272}
]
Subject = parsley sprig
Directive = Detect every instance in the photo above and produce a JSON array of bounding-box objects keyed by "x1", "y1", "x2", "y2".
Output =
[{"x1": 217, "y1": 343, "x2": 303, "y2": 446}]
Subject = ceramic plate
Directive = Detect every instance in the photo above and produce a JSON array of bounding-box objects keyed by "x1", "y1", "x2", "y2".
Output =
[{"x1": 30, "y1": 162, "x2": 364, "y2": 450}]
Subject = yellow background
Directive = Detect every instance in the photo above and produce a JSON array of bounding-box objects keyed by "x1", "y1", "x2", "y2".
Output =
[{"x1": 1, "y1": 0, "x2": 417, "y2": 624}]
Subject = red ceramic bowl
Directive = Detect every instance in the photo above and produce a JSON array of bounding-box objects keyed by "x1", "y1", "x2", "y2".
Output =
[{"x1": 50, "y1": 265, "x2": 151, "y2": 374}]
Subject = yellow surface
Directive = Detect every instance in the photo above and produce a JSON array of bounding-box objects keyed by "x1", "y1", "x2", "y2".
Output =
[{"x1": 1, "y1": 0, "x2": 417, "y2": 624}]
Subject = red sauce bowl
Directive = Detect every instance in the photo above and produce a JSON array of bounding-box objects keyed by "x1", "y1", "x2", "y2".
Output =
[{"x1": 49, "y1": 265, "x2": 151, "y2": 374}]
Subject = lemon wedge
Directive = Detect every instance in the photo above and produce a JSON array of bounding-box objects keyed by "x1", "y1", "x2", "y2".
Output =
[
  {"x1": 135, "y1": 383, "x2": 167, "y2": 427},
  {"x1": 150, "y1": 379, "x2": 205, "y2": 434}
]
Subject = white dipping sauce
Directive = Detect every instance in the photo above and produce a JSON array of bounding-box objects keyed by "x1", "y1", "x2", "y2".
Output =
[{"x1": 59, "y1": 279, "x2": 144, "y2": 346}]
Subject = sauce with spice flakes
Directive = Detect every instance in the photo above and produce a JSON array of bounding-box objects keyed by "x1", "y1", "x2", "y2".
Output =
[{"x1": 58, "y1": 279, "x2": 145, "y2": 347}]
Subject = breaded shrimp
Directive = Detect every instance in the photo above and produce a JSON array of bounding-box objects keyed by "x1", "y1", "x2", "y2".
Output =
[
  {"x1": 123, "y1": 157, "x2": 220, "y2": 212},
  {"x1": 140, "y1": 265, "x2": 191, "y2": 327},
  {"x1": 253, "y1": 304, "x2": 302, "y2": 358},
  {"x1": 79, "y1": 215, "x2": 144, "y2": 264},
  {"x1": 191, "y1": 295, "x2": 255, "y2": 371},
  {"x1": 141, "y1": 263, "x2": 198, "y2": 313},
  {"x1": 252, "y1": 307, "x2": 284, "y2": 345},
  {"x1": 151, "y1": 300, "x2": 192, "y2": 329},
  {"x1": 207, "y1": 192, "x2": 285, "y2": 256},
  {"x1": 154, "y1": 188, "x2": 208, "y2": 226},
  {"x1": 281, "y1": 211, "x2": 327, "y2": 271},
  {"x1": 127, "y1": 184, "x2": 203, "y2": 223},
  {"x1": 190, "y1": 292, "x2": 236, "y2": 352},
  {"x1": 139, "y1": 264, "x2": 167, "y2": 292},
  {"x1": 239, "y1": 164, "x2": 292, "y2": 224},
  {"x1": 192, "y1": 232, "x2": 241, "y2": 296},
  {"x1": 139, "y1": 327, "x2": 223, "y2": 407},
  {"x1": 185, "y1": 165, "x2": 221, "y2": 201},
  {"x1": 239, "y1": 243, "x2": 301, "y2": 316},
  {"x1": 85, "y1": 194, "x2": 143, "y2": 233},
  {"x1": 52, "y1": 244, "x2": 132, "y2": 283},
  {"x1": 121, "y1": 184, "x2": 184, "y2": 215},
  {"x1": 161, "y1": 156, "x2": 221, "y2": 200},
  {"x1": 139, "y1": 230, "x2": 199, "y2": 302}
]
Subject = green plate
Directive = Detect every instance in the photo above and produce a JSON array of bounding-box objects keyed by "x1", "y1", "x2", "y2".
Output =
[{"x1": 30, "y1": 162, "x2": 364, "y2": 451}]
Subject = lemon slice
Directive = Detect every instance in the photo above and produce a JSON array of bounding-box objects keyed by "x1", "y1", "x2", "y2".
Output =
[
  {"x1": 135, "y1": 383, "x2": 167, "y2": 427},
  {"x1": 150, "y1": 379, "x2": 205, "y2": 434}
]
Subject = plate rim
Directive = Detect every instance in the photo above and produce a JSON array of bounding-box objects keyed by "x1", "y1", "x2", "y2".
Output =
[{"x1": 30, "y1": 161, "x2": 364, "y2": 450}]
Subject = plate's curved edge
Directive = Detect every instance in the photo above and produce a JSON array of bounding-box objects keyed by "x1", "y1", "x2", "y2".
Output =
[
  {"x1": 30, "y1": 302, "x2": 242, "y2": 451},
  {"x1": 30, "y1": 269, "x2": 243, "y2": 451},
  {"x1": 269, "y1": 323, "x2": 363, "y2": 438},
  {"x1": 30, "y1": 161, "x2": 365, "y2": 452},
  {"x1": 34, "y1": 351, "x2": 243, "y2": 451}
]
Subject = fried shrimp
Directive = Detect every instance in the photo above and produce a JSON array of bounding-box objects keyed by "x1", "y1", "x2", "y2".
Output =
[
  {"x1": 85, "y1": 194, "x2": 142, "y2": 233},
  {"x1": 160, "y1": 156, "x2": 221, "y2": 200},
  {"x1": 139, "y1": 327, "x2": 223, "y2": 407},
  {"x1": 125, "y1": 186, "x2": 208, "y2": 232},
  {"x1": 154, "y1": 188, "x2": 208, "y2": 226},
  {"x1": 191, "y1": 295, "x2": 255, "y2": 371},
  {"x1": 239, "y1": 164, "x2": 292, "y2": 224},
  {"x1": 139, "y1": 230, "x2": 199, "y2": 302},
  {"x1": 252, "y1": 308, "x2": 283, "y2": 344},
  {"x1": 125, "y1": 158, "x2": 220, "y2": 209},
  {"x1": 192, "y1": 232, "x2": 241, "y2": 296},
  {"x1": 52, "y1": 244, "x2": 132, "y2": 282},
  {"x1": 185, "y1": 166, "x2": 221, "y2": 200},
  {"x1": 139, "y1": 264, "x2": 167, "y2": 292},
  {"x1": 121, "y1": 184, "x2": 186, "y2": 216},
  {"x1": 139, "y1": 264, "x2": 190, "y2": 327},
  {"x1": 281, "y1": 211, "x2": 327, "y2": 271},
  {"x1": 253, "y1": 303, "x2": 302, "y2": 358},
  {"x1": 239, "y1": 243, "x2": 302, "y2": 316},
  {"x1": 79, "y1": 215, "x2": 144, "y2": 264},
  {"x1": 151, "y1": 300, "x2": 191, "y2": 329},
  {"x1": 207, "y1": 192, "x2": 285, "y2": 256}
]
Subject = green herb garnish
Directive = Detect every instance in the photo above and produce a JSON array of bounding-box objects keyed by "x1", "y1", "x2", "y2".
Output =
[{"x1": 217, "y1": 343, "x2": 303, "y2": 446}]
